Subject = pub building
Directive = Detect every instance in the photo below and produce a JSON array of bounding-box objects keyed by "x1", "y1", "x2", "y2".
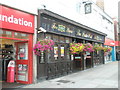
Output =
[
  {"x1": 0, "y1": 5, "x2": 34, "y2": 84},
  {"x1": 37, "y1": 9, "x2": 107, "y2": 80}
]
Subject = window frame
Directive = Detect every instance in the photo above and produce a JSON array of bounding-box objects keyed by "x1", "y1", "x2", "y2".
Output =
[{"x1": 85, "y1": 3, "x2": 92, "y2": 14}]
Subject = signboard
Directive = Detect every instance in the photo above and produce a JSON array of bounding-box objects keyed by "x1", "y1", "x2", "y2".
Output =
[
  {"x1": 51, "y1": 23, "x2": 74, "y2": 35},
  {"x1": 41, "y1": 16, "x2": 104, "y2": 42},
  {"x1": 75, "y1": 56, "x2": 81, "y2": 59},
  {"x1": 0, "y1": 5, "x2": 34, "y2": 33}
]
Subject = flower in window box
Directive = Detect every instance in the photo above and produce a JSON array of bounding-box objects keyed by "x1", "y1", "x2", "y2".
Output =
[{"x1": 33, "y1": 39, "x2": 54, "y2": 56}]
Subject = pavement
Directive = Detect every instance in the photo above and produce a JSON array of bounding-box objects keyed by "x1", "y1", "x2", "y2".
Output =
[{"x1": 20, "y1": 61, "x2": 118, "y2": 88}]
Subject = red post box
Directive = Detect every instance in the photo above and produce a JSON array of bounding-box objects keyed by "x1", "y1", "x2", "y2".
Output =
[{"x1": 7, "y1": 60, "x2": 15, "y2": 83}]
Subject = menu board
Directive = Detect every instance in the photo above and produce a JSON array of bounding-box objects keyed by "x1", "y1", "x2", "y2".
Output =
[
  {"x1": 61, "y1": 47, "x2": 64, "y2": 57},
  {"x1": 54, "y1": 46, "x2": 58, "y2": 60}
]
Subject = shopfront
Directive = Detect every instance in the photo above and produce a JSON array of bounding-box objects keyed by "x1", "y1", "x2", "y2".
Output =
[
  {"x1": 104, "y1": 38, "x2": 116, "y2": 62},
  {"x1": 0, "y1": 5, "x2": 34, "y2": 84},
  {"x1": 37, "y1": 9, "x2": 106, "y2": 80}
]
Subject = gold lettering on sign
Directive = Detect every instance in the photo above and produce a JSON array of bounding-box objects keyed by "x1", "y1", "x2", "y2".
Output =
[{"x1": 66, "y1": 27, "x2": 73, "y2": 33}]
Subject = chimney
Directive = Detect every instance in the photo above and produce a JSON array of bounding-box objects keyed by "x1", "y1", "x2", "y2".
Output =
[{"x1": 96, "y1": 0, "x2": 104, "y2": 11}]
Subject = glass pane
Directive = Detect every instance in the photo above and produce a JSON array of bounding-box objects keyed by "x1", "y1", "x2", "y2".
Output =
[
  {"x1": 60, "y1": 37, "x2": 65, "y2": 43},
  {"x1": 38, "y1": 33, "x2": 44, "y2": 40},
  {"x1": 66, "y1": 45, "x2": 70, "y2": 60},
  {"x1": 53, "y1": 35, "x2": 58, "y2": 42},
  {"x1": 54, "y1": 45, "x2": 58, "y2": 60},
  {"x1": 17, "y1": 64, "x2": 28, "y2": 81},
  {"x1": 65, "y1": 37, "x2": 70, "y2": 43},
  {"x1": 14, "y1": 32, "x2": 28, "y2": 39},
  {"x1": 0, "y1": 29, "x2": 3, "y2": 37},
  {"x1": 18, "y1": 43, "x2": 28, "y2": 60},
  {"x1": 47, "y1": 50, "x2": 52, "y2": 62},
  {"x1": 46, "y1": 34, "x2": 51, "y2": 39},
  {"x1": 1, "y1": 30, "x2": 12, "y2": 38}
]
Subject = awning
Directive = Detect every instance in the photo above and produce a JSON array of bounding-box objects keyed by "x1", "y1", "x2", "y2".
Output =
[
  {"x1": 115, "y1": 41, "x2": 120, "y2": 46},
  {"x1": 104, "y1": 38, "x2": 118, "y2": 46}
]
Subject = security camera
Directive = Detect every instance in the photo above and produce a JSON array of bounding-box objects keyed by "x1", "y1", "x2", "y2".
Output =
[{"x1": 38, "y1": 27, "x2": 47, "y2": 32}]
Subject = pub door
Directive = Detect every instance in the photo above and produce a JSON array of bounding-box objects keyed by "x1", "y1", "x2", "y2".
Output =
[
  {"x1": 73, "y1": 53, "x2": 84, "y2": 71},
  {"x1": 45, "y1": 43, "x2": 72, "y2": 79}
]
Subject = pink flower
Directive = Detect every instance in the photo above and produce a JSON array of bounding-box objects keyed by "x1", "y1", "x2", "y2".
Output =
[{"x1": 33, "y1": 39, "x2": 54, "y2": 56}]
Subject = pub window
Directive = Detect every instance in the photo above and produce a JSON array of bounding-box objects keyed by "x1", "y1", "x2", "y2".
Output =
[
  {"x1": 65, "y1": 37, "x2": 70, "y2": 43},
  {"x1": 66, "y1": 44, "x2": 70, "y2": 60},
  {"x1": 45, "y1": 34, "x2": 51, "y2": 39},
  {"x1": 54, "y1": 45, "x2": 58, "y2": 60},
  {"x1": 47, "y1": 49, "x2": 52, "y2": 62},
  {"x1": 38, "y1": 33, "x2": 44, "y2": 40},
  {"x1": 60, "y1": 36, "x2": 65, "y2": 43},
  {"x1": 69, "y1": 38, "x2": 72, "y2": 43},
  {"x1": 53, "y1": 35, "x2": 58, "y2": 42}
]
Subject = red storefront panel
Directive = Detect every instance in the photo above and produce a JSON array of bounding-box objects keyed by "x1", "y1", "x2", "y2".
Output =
[
  {"x1": 0, "y1": 5, "x2": 34, "y2": 33},
  {"x1": 0, "y1": 5, "x2": 34, "y2": 84}
]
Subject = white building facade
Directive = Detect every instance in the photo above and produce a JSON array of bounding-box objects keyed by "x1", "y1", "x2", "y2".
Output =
[{"x1": 1, "y1": 0, "x2": 114, "y2": 39}]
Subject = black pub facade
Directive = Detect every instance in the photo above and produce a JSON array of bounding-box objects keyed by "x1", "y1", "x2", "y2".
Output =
[{"x1": 37, "y1": 9, "x2": 107, "y2": 80}]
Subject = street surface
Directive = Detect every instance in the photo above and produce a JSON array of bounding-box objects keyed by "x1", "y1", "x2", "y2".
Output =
[{"x1": 21, "y1": 61, "x2": 118, "y2": 88}]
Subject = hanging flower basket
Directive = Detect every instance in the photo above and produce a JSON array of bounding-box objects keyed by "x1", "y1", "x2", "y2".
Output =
[
  {"x1": 103, "y1": 47, "x2": 112, "y2": 52},
  {"x1": 93, "y1": 44, "x2": 103, "y2": 51},
  {"x1": 70, "y1": 43, "x2": 84, "y2": 54},
  {"x1": 33, "y1": 39, "x2": 54, "y2": 56},
  {"x1": 83, "y1": 43, "x2": 94, "y2": 53}
]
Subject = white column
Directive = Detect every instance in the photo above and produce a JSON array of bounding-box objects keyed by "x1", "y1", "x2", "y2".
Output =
[{"x1": 33, "y1": 16, "x2": 37, "y2": 83}]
